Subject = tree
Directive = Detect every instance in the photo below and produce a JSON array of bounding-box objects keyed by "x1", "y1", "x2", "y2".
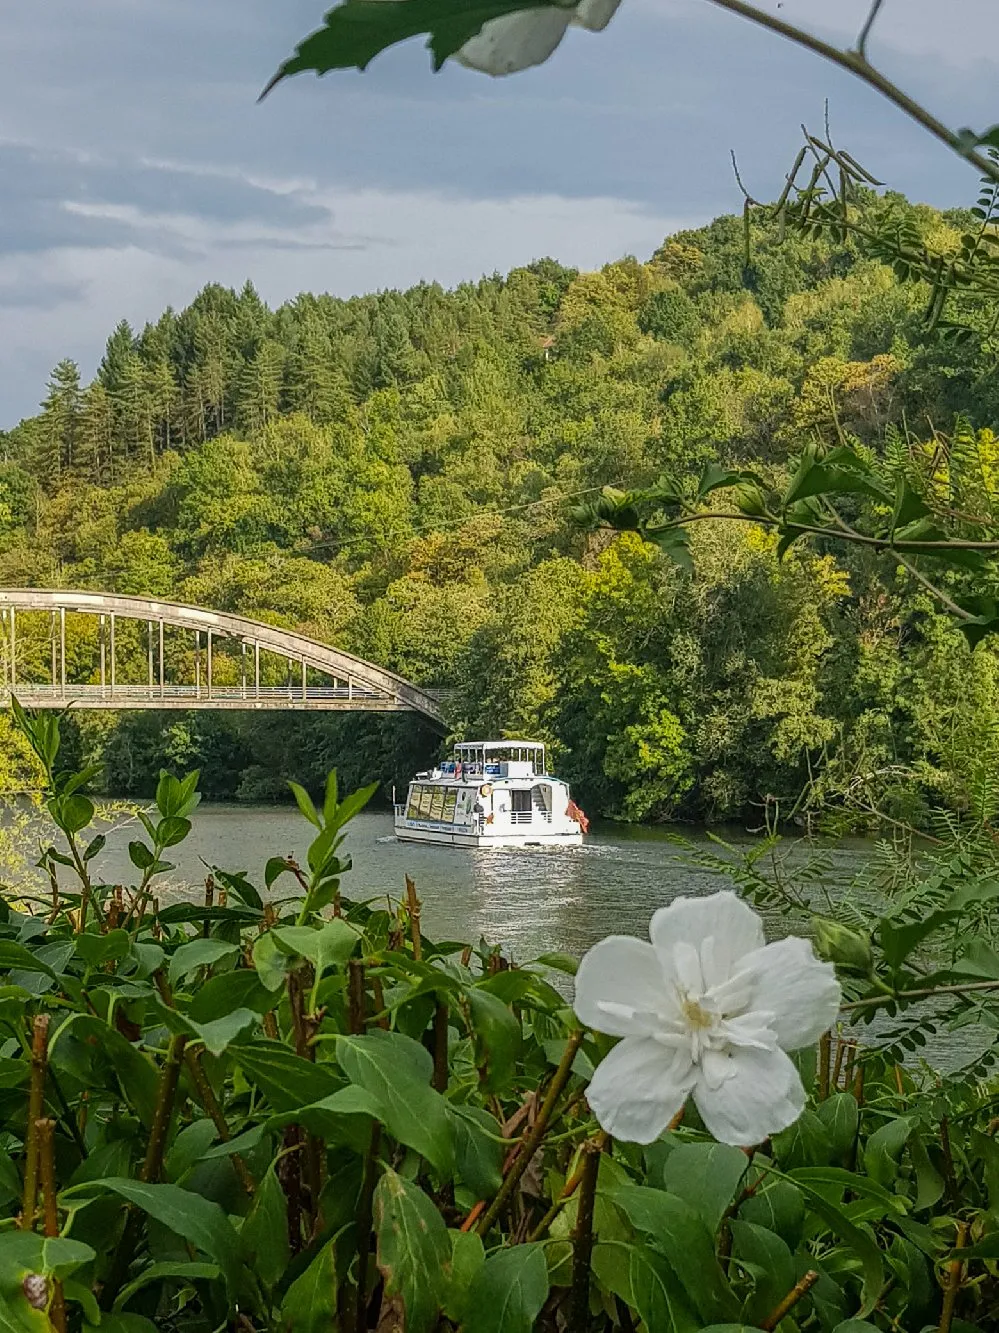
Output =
[{"x1": 34, "y1": 359, "x2": 81, "y2": 487}]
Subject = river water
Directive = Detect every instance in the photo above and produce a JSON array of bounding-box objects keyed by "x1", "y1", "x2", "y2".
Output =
[{"x1": 88, "y1": 805, "x2": 872, "y2": 960}]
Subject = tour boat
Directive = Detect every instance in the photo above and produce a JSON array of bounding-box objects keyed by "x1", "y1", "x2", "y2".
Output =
[{"x1": 394, "y1": 741, "x2": 588, "y2": 848}]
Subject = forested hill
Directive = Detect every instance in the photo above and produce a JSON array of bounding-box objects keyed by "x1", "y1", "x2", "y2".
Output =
[{"x1": 2, "y1": 192, "x2": 998, "y2": 824}]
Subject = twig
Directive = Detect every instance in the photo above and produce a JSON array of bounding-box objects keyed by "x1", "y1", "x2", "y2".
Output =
[
  {"x1": 476, "y1": 1030, "x2": 585, "y2": 1237},
  {"x1": 37, "y1": 1120, "x2": 66, "y2": 1333},
  {"x1": 568, "y1": 1139, "x2": 602, "y2": 1329},
  {"x1": 762, "y1": 1270, "x2": 820, "y2": 1330},
  {"x1": 529, "y1": 1133, "x2": 609, "y2": 1243},
  {"x1": 20, "y1": 1016, "x2": 50, "y2": 1232},
  {"x1": 842, "y1": 978, "x2": 999, "y2": 1012},
  {"x1": 702, "y1": 0, "x2": 999, "y2": 184},
  {"x1": 854, "y1": 0, "x2": 887, "y2": 60},
  {"x1": 185, "y1": 1050, "x2": 255, "y2": 1196},
  {"x1": 938, "y1": 1221, "x2": 969, "y2": 1333}
]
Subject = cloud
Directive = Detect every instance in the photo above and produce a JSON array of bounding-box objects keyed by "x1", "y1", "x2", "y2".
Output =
[{"x1": 1, "y1": 0, "x2": 998, "y2": 426}]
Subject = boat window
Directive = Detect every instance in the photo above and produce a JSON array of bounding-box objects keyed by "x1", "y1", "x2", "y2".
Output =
[
  {"x1": 417, "y1": 787, "x2": 433, "y2": 818},
  {"x1": 406, "y1": 785, "x2": 423, "y2": 820},
  {"x1": 443, "y1": 790, "x2": 457, "y2": 822},
  {"x1": 429, "y1": 787, "x2": 446, "y2": 820},
  {"x1": 510, "y1": 789, "x2": 532, "y2": 814}
]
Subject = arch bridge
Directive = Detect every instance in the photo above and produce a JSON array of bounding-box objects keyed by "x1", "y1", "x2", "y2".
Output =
[{"x1": 0, "y1": 590, "x2": 447, "y2": 728}]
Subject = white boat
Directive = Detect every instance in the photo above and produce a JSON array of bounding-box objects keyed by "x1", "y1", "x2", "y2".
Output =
[{"x1": 394, "y1": 740, "x2": 588, "y2": 848}]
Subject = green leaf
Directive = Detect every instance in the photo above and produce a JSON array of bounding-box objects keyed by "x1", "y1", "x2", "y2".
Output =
[
  {"x1": 772, "y1": 1109, "x2": 833, "y2": 1168},
  {"x1": 128, "y1": 841, "x2": 154, "y2": 871},
  {"x1": 279, "y1": 1237, "x2": 337, "y2": 1333},
  {"x1": 325, "y1": 779, "x2": 378, "y2": 833},
  {"x1": 728, "y1": 1220, "x2": 794, "y2": 1326},
  {"x1": 52, "y1": 793, "x2": 94, "y2": 835},
  {"x1": 288, "y1": 780, "x2": 321, "y2": 829},
  {"x1": 448, "y1": 1103, "x2": 503, "y2": 1200},
  {"x1": 156, "y1": 816, "x2": 191, "y2": 848},
  {"x1": 461, "y1": 1243, "x2": 549, "y2": 1333},
  {"x1": 783, "y1": 1174, "x2": 885, "y2": 1316},
  {"x1": 231, "y1": 1042, "x2": 341, "y2": 1112},
  {"x1": 264, "y1": 856, "x2": 291, "y2": 891},
  {"x1": 336, "y1": 1030, "x2": 454, "y2": 1176},
  {"x1": 251, "y1": 931, "x2": 289, "y2": 992},
  {"x1": 863, "y1": 1118, "x2": 913, "y2": 1187},
  {"x1": 187, "y1": 969, "x2": 278, "y2": 1023},
  {"x1": 374, "y1": 1169, "x2": 451, "y2": 1333},
  {"x1": 155, "y1": 771, "x2": 181, "y2": 818},
  {"x1": 661, "y1": 1142, "x2": 748, "y2": 1233},
  {"x1": 89, "y1": 1179, "x2": 244, "y2": 1296},
  {"x1": 909, "y1": 1134, "x2": 945, "y2": 1211},
  {"x1": 75, "y1": 930, "x2": 130, "y2": 968},
  {"x1": 444, "y1": 1230, "x2": 485, "y2": 1323},
  {"x1": 0, "y1": 942, "x2": 57, "y2": 980},
  {"x1": 626, "y1": 1242, "x2": 699, "y2": 1333},
  {"x1": 738, "y1": 1180, "x2": 805, "y2": 1250},
  {"x1": 82, "y1": 833, "x2": 106, "y2": 862},
  {"x1": 241, "y1": 1164, "x2": 289, "y2": 1294},
  {"x1": 816, "y1": 1092, "x2": 860, "y2": 1161},
  {"x1": 168, "y1": 939, "x2": 239, "y2": 988},
  {"x1": 323, "y1": 769, "x2": 339, "y2": 824},
  {"x1": 112, "y1": 1262, "x2": 220, "y2": 1314},
  {"x1": 272, "y1": 919, "x2": 361, "y2": 976},
  {"x1": 467, "y1": 986, "x2": 521, "y2": 1093},
  {"x1": 607, "y1": 1184, "x2": 737, "y2": 1325},
  {"x1": 163, "y1": 1006, "x2": 259, "y2": 1058}
]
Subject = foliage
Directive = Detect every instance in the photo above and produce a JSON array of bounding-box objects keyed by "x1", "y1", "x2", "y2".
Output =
[
  {"x1": 8, "y1": 193, "x2": 999, "y2": 824},
  {"x1": 1, "y1": 703, "x2": 999, "y2": 1331}
]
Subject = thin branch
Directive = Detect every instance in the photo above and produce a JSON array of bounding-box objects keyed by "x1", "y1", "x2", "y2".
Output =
[
  {"x1": 702, "y1": 0, "x2": 999, "y2": 184},
  {"x1": 842, "y1": 978, "x2": 999, "y2": 1012},
  {"x1": 854, "y1": 0, "x2": 887, "y2": 61},
  {"x1": 893, "y1": 552, "x2": 975, "y2": 622},
  {"x1": 644, "y1": 508, "x2": 999, "y2": 552}
]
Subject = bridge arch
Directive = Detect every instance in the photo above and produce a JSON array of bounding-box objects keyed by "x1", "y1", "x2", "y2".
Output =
[{"x1": 0, "y1": 589, "x2": 447, "y2": 728}]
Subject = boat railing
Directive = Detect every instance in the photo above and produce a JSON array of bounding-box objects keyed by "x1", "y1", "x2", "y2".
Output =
[{"x1": 510, "y1": 810, "x2": 551, "y2": 825}]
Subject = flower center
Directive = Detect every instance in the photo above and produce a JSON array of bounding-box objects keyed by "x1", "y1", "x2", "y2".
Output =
[{"x1": 680, "y1": 996, "x2": 715, "y2": 1030}]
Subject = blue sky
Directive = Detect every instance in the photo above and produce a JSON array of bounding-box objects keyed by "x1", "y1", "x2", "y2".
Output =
[{"x1": 1, "y1": 0, "x2": 997, "y2": 426}]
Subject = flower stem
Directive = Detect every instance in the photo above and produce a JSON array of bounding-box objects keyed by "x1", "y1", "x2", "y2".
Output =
[
  {"x1": 476, "y1": 1030, "x2": 584, "y2": 1237},
  {"x1": 405, "y1": 875, "x2": 422, "y2": 961}
]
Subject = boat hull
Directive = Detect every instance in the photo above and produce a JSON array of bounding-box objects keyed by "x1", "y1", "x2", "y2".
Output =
[{"x1": 394, "y1": 821, "x2": 582, "y2": 849}]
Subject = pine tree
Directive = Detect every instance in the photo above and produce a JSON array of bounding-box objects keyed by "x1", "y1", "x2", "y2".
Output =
[
  {"x1": 34, "y1": 360, "x2": 81, "y2": 487},
  {"x1": 237, "y1": 340, "x2": 285, "y2": 436},
  {"x1": 77, "y1": 383, "x2": 114, "y2": 484}
]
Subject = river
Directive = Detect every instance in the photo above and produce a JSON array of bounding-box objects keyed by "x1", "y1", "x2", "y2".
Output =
[{"x1": 89, "y1": 804, "x2": 872, "y2": 960}]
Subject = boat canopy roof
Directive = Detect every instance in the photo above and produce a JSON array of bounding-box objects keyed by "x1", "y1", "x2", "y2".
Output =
[{"x1": 451, "y1": 740, "x2": 547, "y2": 773}]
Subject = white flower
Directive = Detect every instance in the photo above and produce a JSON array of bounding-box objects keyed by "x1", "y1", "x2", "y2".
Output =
[
  {"x1": 456, "y1": 0, "x2": 622, "y2": 77},
  {"x1": 573, "y1": 891, "x2": 841, "y2": 1147}
]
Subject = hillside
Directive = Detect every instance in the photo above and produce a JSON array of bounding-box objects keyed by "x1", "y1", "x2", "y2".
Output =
[{"x1": 2, "y1": 194, "x2": 998, "y2": 823}]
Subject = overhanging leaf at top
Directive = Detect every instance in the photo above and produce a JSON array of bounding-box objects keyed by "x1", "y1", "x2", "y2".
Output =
[{"x1": 263, "y1": 0, "x2": 565, "y2": 92}]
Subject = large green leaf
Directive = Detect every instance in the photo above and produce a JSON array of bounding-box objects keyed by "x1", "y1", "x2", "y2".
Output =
[
  {"x1": 267, "y1": 0, "x2": 552, "y2": 89},
  {"x1": 271, "y1": 919, "x2": 361, "y2": 976},
  {"x1": 660, "y1": 1142, "x2": 748, "y2": 1233},
  {"x1": 335, "y1": 1030, "x2": 454, "y2": 1175},
  {"x1": 89, "y1": 1179, "x2": 245, "y2": 1296},
  {"x1": 448, "y1": 1103, "x2": 503, "y2": 1200},
  {"x1": 279, "y1": 1239, "x2": 337, "y2": 1333},
  {"x1": 626, "y1": 1243, "x2": 699, "y2": 1333},
  {"x1": 466, "y1": 986, "x2": 521, "y2": 1093},
  {"x1": 373, "y1": 1169, "x2": 450, "y2": 1333},
  {"x1": 231, "y1": 1042, "x2": 341, "y2": 1112},
  {"x1": 188, "y1": 969, "x2": 277, "y2": 1023},
  {"x1": 608, "y1": 1184, "x2": 737, "y2": 1325},
  {"x1": 444, "y1": 1230, "x2": 485, "y2": 1323},
  {"x1": 241, "y1": 1165, "x2": 289, "y2": 1294},
  {"x1": 728, "y1": 1220, "x2": 794, "y2": 1326},
  {"x1": 461, "y1": 1243, "x2": 549, "y2": 1333},
  {"x1": 168, "y1": 939, "x2": 239, "y2": 988}
]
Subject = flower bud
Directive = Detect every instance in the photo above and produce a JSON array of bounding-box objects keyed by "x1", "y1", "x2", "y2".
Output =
[{"x1": 812, "y1": 917, "x2": 874, "y2": 976}]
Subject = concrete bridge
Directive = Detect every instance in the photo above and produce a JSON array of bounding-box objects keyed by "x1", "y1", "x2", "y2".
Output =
[{"x1": 0, "y1": 589, "x2": 448, "y2": 728}]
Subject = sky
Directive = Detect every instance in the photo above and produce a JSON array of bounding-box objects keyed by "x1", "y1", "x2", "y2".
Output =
[{"x1": 1, "y1": 0, "x2": 997, "y2": 427}]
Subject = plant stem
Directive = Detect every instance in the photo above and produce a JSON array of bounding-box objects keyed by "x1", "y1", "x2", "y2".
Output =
[
  {"x1": 353, "y1": 1123, "x2": 381, "y2": 1333},
  {"x1": 528, "y1": 1133, "x2": 609, "y2": 1243},
  {"x1": 185, "y1": 1049, "x2": 255, "y2": 1196},
  {"x1": 476, "y1": 1030, "x2": 585, "y2": 1237},
  {"x1": 938, "y1": 1221, "x2": 969, "y2": 1333},
  {"x1": 37, "y1": 1119, "x2": 66, "y2": 1333},
  {"x1": 702, "y1": 0, "x2": 999, "y2": 184},
  {"x1": 842, "y1": 978, "x2": 999, "y2": 1012},
  {"x1": 20, "y1": 1015, "x2": 50, "y2": 1232},
  {"x1": 568, "y1": 1139, "x2": 602, "y2": 1330},
  {"x1": 762, "y1": 1269, "x2": 819, "y2": 1330}
]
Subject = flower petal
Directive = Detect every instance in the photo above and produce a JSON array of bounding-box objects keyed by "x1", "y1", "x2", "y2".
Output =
[
  {"x1": 574, "y1": 936, "x2": 668, "y2": 1037},
  {"x1": 650, "y1": 891, "x2": 765, "y2": 990},
  {"x1": 738, "y1": 937, "x2": 841, "y2": 1050},
  {"x1": 586, "y1": 1037, "x2": 694, "y2": 1144},
  {"x1": 692, "y1": 1044, "x2": 805, "y2": 1147},
  {"x1": 455, "y1": 9, "x2": 573, "y2": 76},
  {"x1": 572, "y1": 0, "x2": 622, "y2": 31}
]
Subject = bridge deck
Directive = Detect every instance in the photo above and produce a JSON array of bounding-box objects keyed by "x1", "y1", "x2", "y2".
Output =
[{"x1": 1, "y1": 685, "x2": 417, "y2": 712}]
